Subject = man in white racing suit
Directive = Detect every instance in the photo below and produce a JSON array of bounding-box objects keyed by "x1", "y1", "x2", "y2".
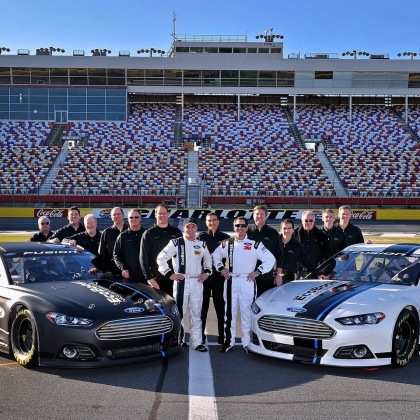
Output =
[
  {"x1": 212, "y1": 217, "x2": 275, "y2": 353},
  {"x1": 157, "y1": 217, "x2": 212, "y2": 352}
]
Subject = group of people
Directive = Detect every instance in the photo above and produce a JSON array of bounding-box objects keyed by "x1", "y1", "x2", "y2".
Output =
[{"x1": 29, "y1": 204, "x2": 368, "y2": 354}]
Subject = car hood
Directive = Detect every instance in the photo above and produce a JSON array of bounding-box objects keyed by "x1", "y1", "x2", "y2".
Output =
[
  {"x1": 14, "y1": 280, "x2": 167, "y2": 315},
  {"x1": 257, "y1": 279, "x2": 407, "y2": 320}
]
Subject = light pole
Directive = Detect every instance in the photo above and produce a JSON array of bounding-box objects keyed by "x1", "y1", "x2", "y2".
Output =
[
  {"x1": 342, "y1": 50, "x2": 371, "y2": 59},
  {"x1": 397, "y1": 52, "x2": 419, "y2": 60},
  {"x1": 91, "y1": 49, "x2": 111, "y2": 56},
  {"x1": 36, "y1": 47, "x2": 65, "y2": 55},
  {"x1": 137, "y1": 48, "x2": 166, "y2": 57},
  {"x1": 255, "y1": 28, "x2": 284, "y2": 42}
]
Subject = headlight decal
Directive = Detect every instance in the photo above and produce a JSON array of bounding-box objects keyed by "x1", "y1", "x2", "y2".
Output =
[
  {"x1": 335, "y1": 312, "x2": 386, "y2": 326},
  {"x1": 293, "y1": 283, "x2": 380, "y2": 322},
  {"x1": 315, "y1": 283, "x2": 379, "y2": 321},
  {"x1": 46, "y1": 312, "x2": 95, "y2": 326}
]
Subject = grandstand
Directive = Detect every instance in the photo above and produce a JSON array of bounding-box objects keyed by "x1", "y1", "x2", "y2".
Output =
[{"x1": 1, "y1": 33, "x2": 420, "y2": 208}]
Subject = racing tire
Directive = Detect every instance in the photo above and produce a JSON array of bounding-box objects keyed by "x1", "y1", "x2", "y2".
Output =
[
  {"x1": 10, "y1": 309, "x2": 39, "y2": 367},
  {"x1": 391, "y1": 309, "x2": 418, "y2": 368}
]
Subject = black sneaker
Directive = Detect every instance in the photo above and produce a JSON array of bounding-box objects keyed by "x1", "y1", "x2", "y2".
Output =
[
  {"x1": 194, "y1": 344, "x2": 208, "y2": 352},
  {"x1": 219, "y1": 343, "x2": 235, "y2": 353}
]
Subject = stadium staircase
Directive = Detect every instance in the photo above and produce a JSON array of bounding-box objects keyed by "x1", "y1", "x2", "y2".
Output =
[
  {"x1": 45, "y1": 123, "x2": 67, "y2": 146},
  {"x1": 316, "y1": 145, "x2": 348, "y2": 197},
  {"x1": 389, "y1": 107, "x2": 420, "y2": 144},
  {"x1": 283, "y1": 107, "x2": 305, "y2": 148},
  {"x1": 185, "y1": 150, "x2": 202, "y2": 208},
  {"x1": 174, "y1": 104, "x2": 183, "y2": 146},
  {"x1": 38, "y1": 142, "x2": 70, "y2": 195}
]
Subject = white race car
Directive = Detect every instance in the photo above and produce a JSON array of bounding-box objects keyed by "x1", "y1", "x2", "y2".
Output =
[{"x1": 249, "y1": 244, "x2": 420, "y2": 368}]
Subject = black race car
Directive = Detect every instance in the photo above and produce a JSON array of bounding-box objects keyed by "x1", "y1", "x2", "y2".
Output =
[{"x1": 0, "y1": 242, "x2": 182, "y2": 368}]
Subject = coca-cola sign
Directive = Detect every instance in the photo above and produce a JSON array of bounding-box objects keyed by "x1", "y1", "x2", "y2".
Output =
[
  {"x1": 351, "y1": 211, "x2": 376, "y2": 220},
  {"x1": 313, "y1": 210, "x2": 376, "y2": 220},
  {"x1": 34, "y1": 208, "x2": 68, "y2": 218}
]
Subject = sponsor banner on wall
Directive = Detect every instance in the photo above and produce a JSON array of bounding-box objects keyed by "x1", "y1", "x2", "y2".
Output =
[
  {"x1": 88, "y1": 208, "x2": 377, "y2": 220},
  {"x1": 34, "y1": 208, "x2": 68, "y2": 218},
  {"x1": 313, "y1": 210, "x2": 376, "y2": 221},
  {"x1": 2, "y1": 208, "x2": 420, "y2": 220}
]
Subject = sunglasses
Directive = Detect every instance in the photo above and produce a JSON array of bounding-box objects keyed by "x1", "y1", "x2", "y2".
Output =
[
  {"x1": 129, "y1": 216, "x2": 140, "y2": 219},
  {"x1": 234, "y1": 224, "x2": 247, "y2": 228},
  {"x1": 40, "y1": 222, "x2": 49, "y2": 225},
  {"x1": 304, "y1": 219, "x2": 314, "y2": 223}
]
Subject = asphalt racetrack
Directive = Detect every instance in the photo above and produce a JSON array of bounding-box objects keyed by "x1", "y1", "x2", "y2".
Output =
[{"x1": 1, "y1": 218, "x2": 420, "y2": 419}]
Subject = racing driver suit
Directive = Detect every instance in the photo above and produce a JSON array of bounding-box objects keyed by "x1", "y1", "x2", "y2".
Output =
[
  {"x1": 212, "y1": 236, "x2": 275, "y2": 349},
  {"x1": 157, "y1": 236, "x2": 212, "y2": 349}
]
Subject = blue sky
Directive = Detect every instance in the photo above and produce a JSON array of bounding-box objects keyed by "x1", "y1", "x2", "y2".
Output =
[{"x1": 0, "y1": 0, "x2": 418, "y2": 59}]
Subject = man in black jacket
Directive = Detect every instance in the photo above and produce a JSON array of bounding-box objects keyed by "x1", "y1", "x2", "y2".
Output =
[
  {"x1": 64, "y1": 214, "x2": 101, "y2": 256},
  {"x1": 321, "y1": 208, "x2": 347, "y2": 260},
  {"x1": 29, "y1": 216, "x2": 54, "y2": 242},
  {"x1": 50, "y1": 206, "x2": 85, "y2": 242},
  {"x1": 197, "y1": 212, "x2": 230, "y2": 344},
  {"x1": 140, "y1": 204, "x2": 182, "y2": 296},
  {"x1": 113, "y1": 209, "x2": 146, "y2": 284},
  {"x1": 293, "y1": 210, "x2": 327, "y2": 279},
  {"x1": 337, "y1": 205, "x2": 371, "y2": 246},
  {"x1": 276, "y1": 219, "x2": 328, "y2": 284},
  {"x1": 98, "y1": 207, "x2": 128, "y2": 274},
  {"x1": 247, "y1": 205, "x2": 280, "y2": 296}
]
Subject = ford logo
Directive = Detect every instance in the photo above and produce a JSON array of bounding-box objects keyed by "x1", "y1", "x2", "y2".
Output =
[
  {"x1": 286, "y1": 307, "x2": 307, "y2": 313},
  {"x1": 124, "y1": 307, "x2": 144, "y2": 313}
]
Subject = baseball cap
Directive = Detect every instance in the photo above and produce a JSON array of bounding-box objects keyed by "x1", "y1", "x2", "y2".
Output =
[{"x1": 183, "y1": 217, "x2": 198, "y2": 227}]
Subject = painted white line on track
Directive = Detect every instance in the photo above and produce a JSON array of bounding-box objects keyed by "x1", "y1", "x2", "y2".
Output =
[{"x1": 188, "y1": 345, "x2": 218, "y2": 420}]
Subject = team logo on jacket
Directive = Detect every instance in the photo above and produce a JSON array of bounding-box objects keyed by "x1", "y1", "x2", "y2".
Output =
[
  {"x1": 124, "y1": 307, "x2": 145, "y2": 313},
  {"x1": 193, "y1": 245, "x2": 201, "y2": 249},
  {"x1": 194, "y1": 250, "x2": 201, "y2": 256},
  {"x1": 244, "y1": 245, "x2": 251, "y2": 251},
  {"x1": 287, "y1": 307, "x2": 307, "y2": 313}
]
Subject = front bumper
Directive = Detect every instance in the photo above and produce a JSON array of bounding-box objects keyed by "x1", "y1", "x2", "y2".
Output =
[{"x1": 249, "y1": 315, "x2": 392, "y2": 367}]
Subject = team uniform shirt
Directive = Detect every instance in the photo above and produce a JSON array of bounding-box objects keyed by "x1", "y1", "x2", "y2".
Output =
[
  {"x1": 212, "y1": 235, "x2": 275, "y2": 348},
  {"x1": 247, "y1": 224, "x2": 280, "y2": 295},
  {"x1": 113, "y1": 227, "x2": 146, "y2": 284},
  {"x1": 337, "y1": 222, "x2": 365, "y2": 246},
  {"x1": 321, "y1": 225, "x2": 347, "y2": 260},
  {"x1": 66, "y1": 229, "x2": 102, "y2": 256},
  {"x1": 293, "y1": 226, "x2": 326, "y2": 273},
  {"x1": 140, "y1": 224, "x2": 183, "y2": 281},
  {"x1": 197, "y1": 229, "x2": 231, "y2": 343},
  {"x1": 278, "y1": 237, "x2": 319, "y2": 283},
  {"x1": 50, "y1": 223, "x2": 85, "y2": 241},
  {"x1": 140, "y1": 224, "x2": 182, "y2": 297},
  {"x1": 29, "y1": 231, "x2": 54, "y2": 242},
  {"x1": 157, "y1": 236, "x2": 212, "y2": 349},
  {"x1": 98, "y1": 224, "x2": 128, "y2": 273}
]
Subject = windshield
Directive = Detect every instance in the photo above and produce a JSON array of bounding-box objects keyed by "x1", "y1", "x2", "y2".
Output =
[
  {"x1": 318, "y1": 250, "x2": 420, "y2": 286},
  {"x1": 5, "y1": 252, "x2": 103, "y2": 284}
]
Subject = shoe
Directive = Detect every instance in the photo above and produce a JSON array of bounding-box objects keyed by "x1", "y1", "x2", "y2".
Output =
[
  {"x1": 181, "y1": 341, "x2": 187, "y2": 347},
  {"x1": 219, "y1": 343, "x2": 235, "y2": 353},
  {"x1": 201, "y1": 335, "x2": 206, "y2": 344},
  {"x1": 194, "y1": 344, "x2": 208, "y2": 352}
]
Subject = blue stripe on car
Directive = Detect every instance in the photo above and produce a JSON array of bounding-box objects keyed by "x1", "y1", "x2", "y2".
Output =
[
  {"x1": 114, "y1": 282, "x2": 167, "y2": 356},
  {"x1": 382, "y1": 244, "x2": 420, "y2": 255}
]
